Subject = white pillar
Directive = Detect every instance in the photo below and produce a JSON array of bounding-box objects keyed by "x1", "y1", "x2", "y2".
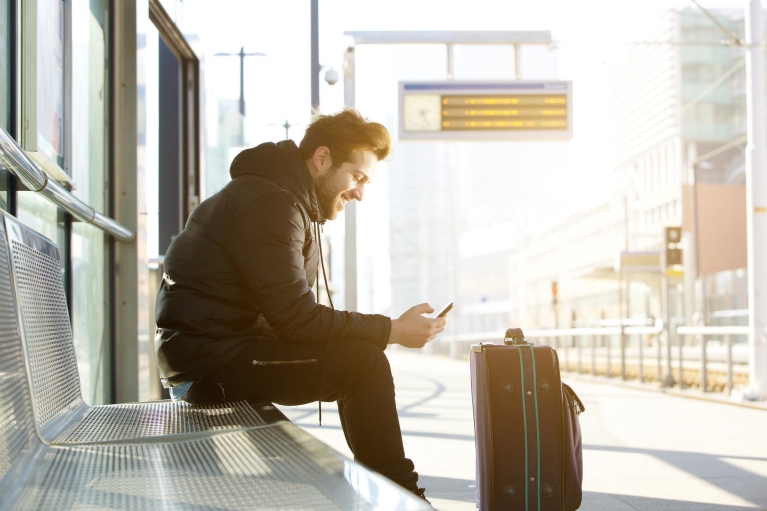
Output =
[
  {"x1": 343, "y1": 47, "x2": 358, "y2": 312},
  {"x1": 745, "y1": 0, "x2": 767, "y2": 398}
]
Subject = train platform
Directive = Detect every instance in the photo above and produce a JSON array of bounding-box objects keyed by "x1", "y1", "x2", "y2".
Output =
[{"x1": 279, "y1": 350, "x2": 767, "y2": 511}]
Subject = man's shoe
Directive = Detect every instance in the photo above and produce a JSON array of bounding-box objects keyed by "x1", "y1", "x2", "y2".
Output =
[{"x1": 412, "y1": 487, "x2": 432, "y2": 507}]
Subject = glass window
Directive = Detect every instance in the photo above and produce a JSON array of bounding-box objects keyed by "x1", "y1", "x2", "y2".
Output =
[
  {"x1": 0, "y1": 0, "x2": 12, "y2": 211},
  {"x1": 17, "y1": 191, "x2": 66, "y2": 249},
  {"x1": 36, "y1": 0, "x2": 66, "y2": 169},
  {"x1": 69, "y1": 0, "x2": 111, "y2": 405}
]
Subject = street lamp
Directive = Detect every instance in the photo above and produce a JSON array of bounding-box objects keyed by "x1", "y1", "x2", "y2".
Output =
[{"x1": 213, "y1": 47, "x2": 266, "y2": 117}]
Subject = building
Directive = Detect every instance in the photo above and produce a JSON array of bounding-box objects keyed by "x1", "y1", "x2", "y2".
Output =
[{"x1": 507, "y1": 8, "x2": 751, "y2": 331}]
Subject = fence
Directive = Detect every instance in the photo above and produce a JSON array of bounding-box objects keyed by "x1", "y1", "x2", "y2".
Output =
[{"x1": 449, "y1": 323, "x2": 750, "y2": 396}]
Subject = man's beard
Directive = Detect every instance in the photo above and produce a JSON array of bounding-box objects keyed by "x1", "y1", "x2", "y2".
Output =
[{"x1": 315, "y1": 168, "x2": 343, "y2": 220}]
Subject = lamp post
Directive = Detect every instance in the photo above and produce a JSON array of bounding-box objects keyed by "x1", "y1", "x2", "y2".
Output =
[
  {"x1": 745, "y1": 0, "x2": 767, "y2": 398},
  {"x1": 213, "y1": 47, "x2": 266, "y2": 117}
]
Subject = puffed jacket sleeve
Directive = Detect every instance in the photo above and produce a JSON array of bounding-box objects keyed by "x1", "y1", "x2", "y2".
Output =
[{"x1": 225, "y1": 191, "x2": 390, "y2": 349}]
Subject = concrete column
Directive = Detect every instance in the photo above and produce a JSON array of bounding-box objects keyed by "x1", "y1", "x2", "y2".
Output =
[
  {"x1": 745, "y1": 0, "x2": 767, "y2": 398},
  {"x1": 112, "y1": 0, "x2": 148, "y2": 403}
]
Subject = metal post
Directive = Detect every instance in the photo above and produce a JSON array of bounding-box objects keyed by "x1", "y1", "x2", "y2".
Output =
[
  {"x1": 678, "y1": 322, "x2": 685, "y2": 388},
  {"x1": 343, "y1": 47, "x2": 357, "y2": 312},
  {"x1": 310, "y1": 0, "x2": 320, "y2": 110},
  {"x1": 638, "y1": 332, "x2": 644, "y2": 383},
  {"x1": 576, "y1": 331, "x2": 582, "y2": 374},
  {"x1": 568, "y1": 311, "x2": 575, "y2": 372},
  {"x1": 725, "y1": 334, "x2": 733, "y2": 396},
  {"x1": 605, "y1": 321, "x2": 611, "y2": 378},
  {"x1": 620, "y1": 279, "x2": 627, "y2": 381},
  {"x1": 620, "y1": 323, "x2": 626, "y2": 381},
  {"x1": 514, "y1": 44, "x2": 521, "y2": 80},
  {"x1": 661, "y1": 271, "x2": 675, "y2": 386},
  {"x1": 700, "y1": 335, "x2": 708, "y2": 392},
  {"x1": 656, "y1": 330, "x2": 662, "y2": 384},
  {"x1": 239, "y1": 48, "x2": 246, "y2": 116},
  {"x1": 446, "y1": 44, "x2": 454, "y2": 80},
  {"x1": 745, "y1": 0, "x2": 767, "y2": 398},
  {"x1": 591, "y1": 333, "x2": 596, "y2": 376}
]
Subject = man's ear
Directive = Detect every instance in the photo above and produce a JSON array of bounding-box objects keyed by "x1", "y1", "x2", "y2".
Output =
[{"x1": 313, "y1": 146, "x2": 333, "y2": 173}]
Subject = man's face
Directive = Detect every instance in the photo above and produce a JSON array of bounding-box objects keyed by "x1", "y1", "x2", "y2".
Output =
[{"x1": 315, "y1": 150, "x2": 378, "y2": 220}]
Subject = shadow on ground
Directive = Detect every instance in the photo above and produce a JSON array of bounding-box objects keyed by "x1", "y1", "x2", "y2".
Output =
[
  {"x1": 419, "y1": 475, "x2": 475, "y2": 502},
  {"x1": 583, "y1": 491, "x2": 759, "y2": 511},
  {"x1": 586, "y1": 444, "x2": 767, "y2": 509}
]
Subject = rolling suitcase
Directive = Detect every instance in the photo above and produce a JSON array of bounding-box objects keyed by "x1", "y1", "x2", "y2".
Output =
[{"x1": 470, "y1": 328, "x2": 584, "y2": 511}]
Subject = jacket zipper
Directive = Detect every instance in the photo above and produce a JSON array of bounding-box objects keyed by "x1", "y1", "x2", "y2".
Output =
[{"x1": 252, "y1": 359, "x2": 317, "y2": 366}]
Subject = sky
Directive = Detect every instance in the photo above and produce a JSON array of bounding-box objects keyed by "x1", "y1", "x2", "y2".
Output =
[
  {"x1": 181, "y1": 0, "x2": 753, "y2": 313},
  {"x1": 187, "y1": 0, "x2": 751, "y2": 206}
]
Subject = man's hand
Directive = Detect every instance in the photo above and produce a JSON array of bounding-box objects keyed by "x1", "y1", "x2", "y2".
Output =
[{"x1": 389, "y1": 303, "x2": 448, "y2": 349}]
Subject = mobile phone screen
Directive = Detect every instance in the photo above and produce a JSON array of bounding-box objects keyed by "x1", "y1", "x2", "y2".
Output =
[{"x1": 436, "y1": 301, "x2": 453, "y2": 317}]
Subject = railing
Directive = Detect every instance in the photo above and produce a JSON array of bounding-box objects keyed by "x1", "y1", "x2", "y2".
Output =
[
  {"x1": 450, "y1": 322, "x2": 749, "y2": 396},
  {"x1": 676, "y1": 325, "x2": 750, "y2": 396},
  {"x1": 0, "y1": 125, "x2": 134, "y2": 242}
]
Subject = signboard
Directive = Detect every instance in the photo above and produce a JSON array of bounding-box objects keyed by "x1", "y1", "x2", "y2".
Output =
[
  {"x1": 398, "y1": 81, "x2": 573, "y2": 141},
  {"x1": 614, "y1": 251, "x2": 661, "y2": 274}
]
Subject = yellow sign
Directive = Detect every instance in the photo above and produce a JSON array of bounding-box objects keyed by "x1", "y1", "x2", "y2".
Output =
[
  {"x1": 441, "y1": 95, "x2": 568, "y2": 131},
  {"x1": 399, "y1": 81, "x2": 573, "y2": 141}
]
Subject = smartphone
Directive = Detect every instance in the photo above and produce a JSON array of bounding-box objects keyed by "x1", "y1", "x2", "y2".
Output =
[{"x1": 435, "y1": 301, "x2": 453, "y2": 318}]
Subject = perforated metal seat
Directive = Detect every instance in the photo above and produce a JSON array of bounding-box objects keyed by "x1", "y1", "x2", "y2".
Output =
[
  {"x1": 3, "y1": 213, "x2": 271, "y2": 445},
  {"x1": 0, "y1": 212, "x2": 429, "y2": 510}
]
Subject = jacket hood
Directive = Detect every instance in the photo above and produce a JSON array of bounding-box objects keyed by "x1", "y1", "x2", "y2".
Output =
[{"x1": 229, "y1": 140, "x2": 324, "y2": 222}]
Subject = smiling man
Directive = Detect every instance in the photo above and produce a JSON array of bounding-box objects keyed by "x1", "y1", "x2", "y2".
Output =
[{"x1": 155, "y1": 109, "x2": 446, "y2": 501}]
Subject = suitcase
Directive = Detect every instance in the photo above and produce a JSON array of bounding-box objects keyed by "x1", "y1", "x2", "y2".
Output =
[{"x1": 470, "y1": 328, "x2": 584, "y2": 511}]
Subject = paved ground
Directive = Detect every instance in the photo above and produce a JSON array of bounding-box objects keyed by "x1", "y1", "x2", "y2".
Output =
[{"x1": 278, "y1": 349, "x2": 767, "y2": 510}]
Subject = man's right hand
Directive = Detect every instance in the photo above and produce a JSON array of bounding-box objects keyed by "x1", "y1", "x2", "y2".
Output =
[{"x1": 388, "y1": 303, "x2": 448, "y2": 349}]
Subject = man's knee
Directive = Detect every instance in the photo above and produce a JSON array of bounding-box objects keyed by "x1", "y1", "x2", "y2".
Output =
[{"x1": 333, "y1": 341, "x2": 392, "y2": 381}]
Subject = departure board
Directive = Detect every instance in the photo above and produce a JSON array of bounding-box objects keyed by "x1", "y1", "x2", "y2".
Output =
[{"x1": 398, "y1": 81, "x2": 573, "y2": 141}]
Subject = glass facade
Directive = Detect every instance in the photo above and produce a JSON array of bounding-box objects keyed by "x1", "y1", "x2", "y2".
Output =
[
  {"x1": 36, "y1": 0, "x2": 66, "y2": 168},
  {"x1": 679, "y1": 11, "x2": 749, "y2": 144},
  {"x1": 68, "y1": 0, "x2": 111, "y2": 405},
  {"x1": 0, "y1": 0, "x2": 12, "y2": 211},
  {"x1": 12, "y1": 0, "x2": 113, "y2": 404}
]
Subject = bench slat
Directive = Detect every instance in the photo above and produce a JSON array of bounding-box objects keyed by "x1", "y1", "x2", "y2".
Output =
[
  {"x1": 55, "y1": 401, "x2": 268, "y2": 444},
  {"x1": 10, "y1": 423, "x2": 429, "y2": 511}
]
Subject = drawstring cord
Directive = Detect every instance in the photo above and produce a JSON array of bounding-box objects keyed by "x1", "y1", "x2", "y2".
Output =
[{"x1": 314, "y1": 220, "x2": 335, "y2": 426}]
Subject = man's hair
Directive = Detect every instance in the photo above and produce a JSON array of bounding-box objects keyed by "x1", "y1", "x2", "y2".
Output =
[{"x1": 299, "y1": 108, "x2": 391, "y2": 166}]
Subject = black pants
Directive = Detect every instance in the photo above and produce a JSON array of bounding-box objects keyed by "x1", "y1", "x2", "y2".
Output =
[{"x1": 183, "y1": 339, "x2": 419, "y2": 491}]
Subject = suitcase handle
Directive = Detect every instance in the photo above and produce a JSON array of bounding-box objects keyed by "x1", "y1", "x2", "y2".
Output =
[{"x1": 503, "y1": 328, "x2": 533, "y2": 346}]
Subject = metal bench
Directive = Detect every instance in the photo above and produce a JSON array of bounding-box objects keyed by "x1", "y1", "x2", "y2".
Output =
[{"x1": 0, "y1": 211, "x2": 428, "y2": 510}]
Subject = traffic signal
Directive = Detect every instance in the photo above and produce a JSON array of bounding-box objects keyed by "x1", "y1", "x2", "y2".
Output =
[
  {"x1": 665, "y1": 227, "x2": 682, "y2": 267},
  {"x1": 551, "y1": 281, "x2": 558, "y2": 306}
]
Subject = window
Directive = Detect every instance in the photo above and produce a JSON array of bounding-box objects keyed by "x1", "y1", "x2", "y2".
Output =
[
  {"x1": 0, "y1": 0, "x2": 12, "y2": 211},
  {"x1": 36, "y1": 0, "x2": 66, "y2": 168},
  {"x1": 68, "y1": 0, "x2": 111, "y2": 405}
]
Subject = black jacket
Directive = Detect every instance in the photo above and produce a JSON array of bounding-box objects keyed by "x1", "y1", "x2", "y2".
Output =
[{"x1": 155, "y1": 140, "x2": 391, "y2": 386}]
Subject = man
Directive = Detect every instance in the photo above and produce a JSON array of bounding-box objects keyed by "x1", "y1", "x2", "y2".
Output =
[{"x1": 155, "y1": 108, "x2": 447, "y2": 499}]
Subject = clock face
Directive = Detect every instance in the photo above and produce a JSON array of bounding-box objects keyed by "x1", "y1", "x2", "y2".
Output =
[{"x1": 403, "y1": 94, "x2": 442, "y2": 132}]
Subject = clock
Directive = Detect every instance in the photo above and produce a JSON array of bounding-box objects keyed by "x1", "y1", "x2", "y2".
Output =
[{"x1": 402, "y1": 94, "x2": 442, "y2": 132}]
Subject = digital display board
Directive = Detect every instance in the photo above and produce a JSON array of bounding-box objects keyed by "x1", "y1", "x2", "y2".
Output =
[{"x1": 399, "y1": 81, "x2": 572, "y2": 141}]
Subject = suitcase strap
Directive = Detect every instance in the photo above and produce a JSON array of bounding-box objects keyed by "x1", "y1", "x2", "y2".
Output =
[
  {"x1": 504, "y1": 336, "x2": 534, "y2": 347},
  {"x1": 518, "y1": 346, "x2": 541, "y2": 511}
]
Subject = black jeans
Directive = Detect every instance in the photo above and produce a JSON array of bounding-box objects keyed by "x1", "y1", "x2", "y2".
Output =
[{"x1": 183, "y1": 338, "x2": 419, "y2": 491}]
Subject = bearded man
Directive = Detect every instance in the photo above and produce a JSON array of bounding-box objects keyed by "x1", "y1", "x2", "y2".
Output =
[{"x1": 155, "y1": 109, "x2": 446, "y2": 500}]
